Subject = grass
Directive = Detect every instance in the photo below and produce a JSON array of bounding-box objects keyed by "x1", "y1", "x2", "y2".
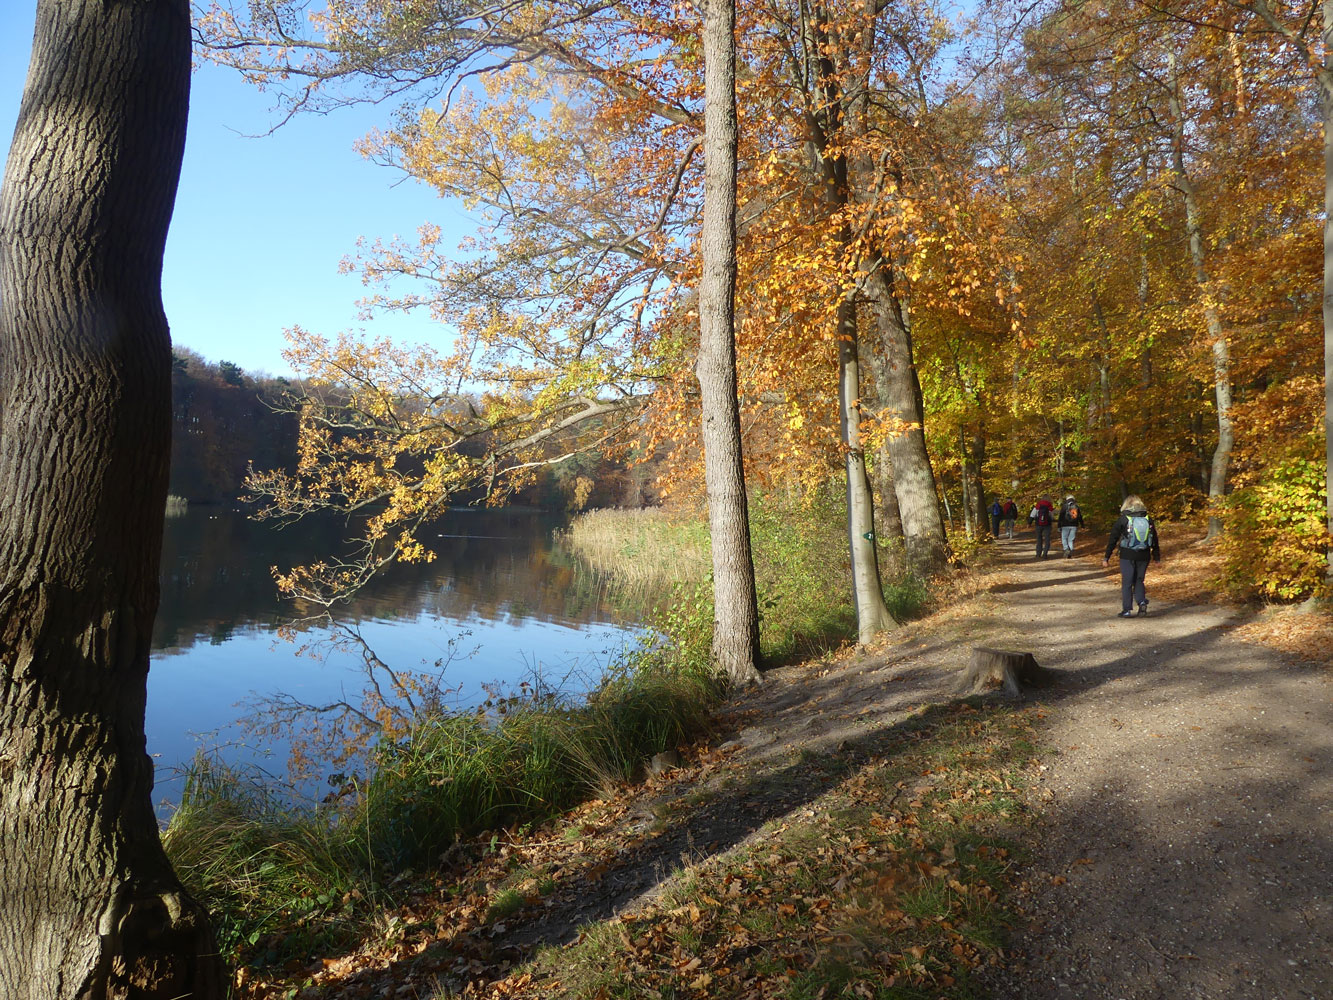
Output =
[
  {"x1": 163, "y1": 653, "x2": 721, "y2": 965},
  {"x1": 561, "y1": 506, "x2": 712, "y2": 589},
  {"x1": 564, "y1": 488, "x2": 935, "y2": 669},
  {"x1": 487, "y1": 699, "x2": 1040, "y2": 1000}
]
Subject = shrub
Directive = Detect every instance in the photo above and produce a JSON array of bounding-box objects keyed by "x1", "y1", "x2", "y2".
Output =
[{"x1": 1217, "y1": 438, "x2": 1329, "y2": 600}]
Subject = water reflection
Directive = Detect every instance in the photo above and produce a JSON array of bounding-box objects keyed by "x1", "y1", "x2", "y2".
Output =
[{"x1": 147, "y1": 507, "x2": 643, "y2": 805}]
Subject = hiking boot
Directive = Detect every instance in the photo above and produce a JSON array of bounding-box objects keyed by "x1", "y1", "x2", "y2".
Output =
[
  {"x1": 1117, "y1": 610, "x2": 1133, "y2": 618},
  {"x1": 1137, "y1": 604, "x2": 1148, "y2": 616}
]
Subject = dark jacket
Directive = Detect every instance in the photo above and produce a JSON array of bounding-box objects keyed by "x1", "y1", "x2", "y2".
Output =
[
  {"x1": 1057, "y1": 500, "x2": 1085, "y2": 528},
  {"x1": 1104, "y1": 508, "x2": 1160, "y2": 562},
  {"x1": 1028, "y1": 500, "x2": 1055, "y2": 526}
]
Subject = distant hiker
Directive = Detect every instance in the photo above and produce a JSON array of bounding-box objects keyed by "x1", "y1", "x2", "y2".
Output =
[
  {"x1": 1058, "y1": 494, "x2": 1085, "y2": 558},
  {"x1": 1028, "y1": 496, "x2": 1055, "y2": 559},
  {"x1": 989, "y1": 498, "x2": 1004, "y2": 538},
  {"x1": 1002, "y1": 498, "x2": 1018, "y2": 538},
  {"x1": 1102, "y1": 494, "x2": 1161, "y2": 618}
]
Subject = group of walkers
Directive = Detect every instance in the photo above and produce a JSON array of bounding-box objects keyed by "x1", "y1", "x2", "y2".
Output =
[{"x1": 987, "y1": 492, "x2": 1162, "y2": 618}]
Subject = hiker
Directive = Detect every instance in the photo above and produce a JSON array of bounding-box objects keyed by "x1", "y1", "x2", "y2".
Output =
[
  {"x1": 1002, "y1": 498, "x2": 1018, "y2": 538},
  {"x1": 1028, "y1": 496, "x2": 1055, "y2": 559},
  {"x1": 1102, "y1": 494, "x2": 1161, "y2": 618},
  {"x1": 989, "y1": 498, "x2": 1004, "y2": 538},
  {"x1": 1057, "y1": 494, "x2": 1085, "y2": 558}
]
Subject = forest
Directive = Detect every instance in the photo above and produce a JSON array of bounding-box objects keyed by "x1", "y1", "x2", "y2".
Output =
[
  {"x1": 0, "y1": 0, "x2": 1330, "y2": 998},
  {"x1": 189, "y1": 0, "x2": 1330, "y2": 611}
]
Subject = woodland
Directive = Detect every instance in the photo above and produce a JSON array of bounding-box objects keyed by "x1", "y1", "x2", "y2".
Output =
[
  {"x1": 191, "y1": 0, "x2": 1332, "y2": 624},
  {"x1": 0, "y1": 0, "x2": 1331, "y2": 996}
]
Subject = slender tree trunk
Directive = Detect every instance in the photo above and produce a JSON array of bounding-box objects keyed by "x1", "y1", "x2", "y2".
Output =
[
  {"x1": 1323, "y1": 2, "x2": 1333, "y2": 579},
  {"x1": 789, "y1": 0, "x2": 894, "y2": 641},
  {"x1": 0, "y1": 1, "x2": 225, "y2": 996},
  {"x1": 860, "y1": 349, "x2": 906, "y2": 575},
  {"x1": 872, "y1": 443, "x2": 906, "y2": 574},
  {"x1": 837, "y1": 303, "x2": 895, "y2": 642},
  {"x1": 863, "y1": 264, "x2": 949, "y2": 577},
  {"x1": 1056, "y1": 418, "x2": 1066, "y2": 489},
  {"x1": 960, "y1": 426, "x2": 975, "y2": 540},
  {"x1": 1169, "y1": 53, "x2": 1234, "y2": 540},
  {"x1": 970, "y1": 427, "x2": 988, "y2": 533},
  {"x1": 697, "y1": 0, "x2": 760, "y2": 684}
]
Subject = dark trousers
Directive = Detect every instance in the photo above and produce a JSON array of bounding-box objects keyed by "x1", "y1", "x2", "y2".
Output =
[
  {"x1": 990, "y1": 513, "x2": 1002, "y2": 537},
  {"x1": 1035, "y1": 524, "x2": 1051, "y2": 557},
  {"x1": 1120, "y1": 557, "x2": 1149, "y2": 611}
]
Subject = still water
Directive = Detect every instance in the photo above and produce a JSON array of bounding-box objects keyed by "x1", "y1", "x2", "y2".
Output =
[{"x1": 147, "y1": 507, "x2": 642, "y2": 806}]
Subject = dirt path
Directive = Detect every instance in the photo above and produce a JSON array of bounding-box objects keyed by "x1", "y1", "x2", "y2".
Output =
[{"x1": 970, "y1": 533, "x2": 1333, "y2": 1000}]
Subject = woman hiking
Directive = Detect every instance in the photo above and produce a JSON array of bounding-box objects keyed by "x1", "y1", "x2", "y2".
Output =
[{"x1": 1102, "y1": 494, "x2": 1161, "y2": 618}]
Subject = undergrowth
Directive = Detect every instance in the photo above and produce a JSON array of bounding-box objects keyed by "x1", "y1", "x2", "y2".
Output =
[
  {"x1": 566, "y1": 487, "x2": 935, "y2": 668},
  {"x1": 164, "y1": 655, "x2": 720, "y2": 964}
]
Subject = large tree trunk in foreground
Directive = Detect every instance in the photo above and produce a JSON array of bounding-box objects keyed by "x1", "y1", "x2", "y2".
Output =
[
  {"x1": 837, "y1": 302, "x2": 895, "y2": 643},
  {"x1": 863, "y1": 264, "x2": 949, "y2": 577},
  {"x1": 696, "y1": 0, "x2": 761, "y2": 684},
  {"x1": 0, "y1": 1, "x2": 224, "y2": 996}
]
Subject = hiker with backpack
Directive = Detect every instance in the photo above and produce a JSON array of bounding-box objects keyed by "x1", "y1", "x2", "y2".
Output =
[
  {"x1": 1028, "y1": 496, "x2": 1055, "y2": 559},
  {"x1": 989, "y1": 498, "x2": 1004, "y2": 538},
  {"x1": 1057, "y1": 494, "x2": 1085, "y2": 558},
  {"x1": 1002, "y1": 498, "x2": 1018, "y2": 538},
  {"x1": 1102, "y1": 494, "x2": 1161, "y2": 617}
]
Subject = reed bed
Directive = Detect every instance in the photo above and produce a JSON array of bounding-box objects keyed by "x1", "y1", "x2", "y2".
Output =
[
  {"x1": 560, "y1": 506, "x2": 712, "y2": 588},
  {"x1": 163, "y1": 658, "x2": 719, "y2": 961}
]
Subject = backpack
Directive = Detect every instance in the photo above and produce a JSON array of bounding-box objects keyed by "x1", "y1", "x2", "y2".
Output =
[
  {"x1": 1003, "y1": 501, "x2": 1018, "y2": 518},
  {"x1": 1035, "y1": 505, "x2": 1052, "y2": 526},
  {"x1": 1125, "y1": 515, "x2": 1151, "y2": 550},
  {"x1": 1066, "y1": 502, "x2": 1080, "y2": 521},
  {"x1": 990, "y1": 500, "x2": 1003, "y2": 517}
]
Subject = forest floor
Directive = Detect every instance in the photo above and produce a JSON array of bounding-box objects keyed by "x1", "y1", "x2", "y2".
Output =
[{"x1": 243, "y1": 528, "x2": 1333, "y2": 1000}]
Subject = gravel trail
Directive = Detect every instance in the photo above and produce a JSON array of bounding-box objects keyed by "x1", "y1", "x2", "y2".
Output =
[{"x1": 981, "y1": 536, "x2": 1332, "y2": 1000}]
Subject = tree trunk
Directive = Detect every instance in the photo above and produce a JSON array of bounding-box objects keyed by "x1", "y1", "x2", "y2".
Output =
[
  {"x1": 862, "y1": 264, "x2": 949, "y2": 577},
  {"x1": 696, "y1": 0, "x2": 761, "y2": 685},
  {"x1": 1323, "y1": 0, "x2": 1333, "y2": 579},
  {"x1": 1169, "y1": 53, "x2": 1233, "y2": 540},
  {"x1": 970, "y1": 427, "x2": 988, "y2": 533},
  {"x1": 837, "y1": 303, "x2": 895, "y2": 642},
  {"x1": 0, "y1": 1, "x2": 225, "y2": 997},
  {"x1": 960, "y1": 426, "x2": 975, "y2": 540}
]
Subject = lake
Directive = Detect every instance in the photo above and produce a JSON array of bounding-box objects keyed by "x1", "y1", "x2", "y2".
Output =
[{"x1": 147, "y1": 506, "x2": 644, "y2": 808}]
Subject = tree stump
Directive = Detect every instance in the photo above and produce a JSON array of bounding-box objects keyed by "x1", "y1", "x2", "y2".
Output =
[{"x1": 957, "y1": 647, "x2": 1057, "y2": 698}]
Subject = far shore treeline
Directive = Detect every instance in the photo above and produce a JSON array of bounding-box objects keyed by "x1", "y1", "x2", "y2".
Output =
[{"x1": 168, "y1": 349, "x2": 660, "y2": 512}]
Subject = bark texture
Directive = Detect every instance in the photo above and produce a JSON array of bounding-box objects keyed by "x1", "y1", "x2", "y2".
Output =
[
  {"x1": 696, "y1": 0, "x2": 761, "y2": 684},
  {"x1": 837, "y1": 303, "x2": 895, "y2": 642},
  {"x1": 863, "y1": 264, "x2": 949, "y2": 577},
  {"x1": 0, "y1": 1, "x2": 225, "y2": 996}
]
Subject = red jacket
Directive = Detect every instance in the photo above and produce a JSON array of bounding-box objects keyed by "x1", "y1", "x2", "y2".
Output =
[{"x1": 1028, "y1": 500, "x2": 1054, "y2": 526}]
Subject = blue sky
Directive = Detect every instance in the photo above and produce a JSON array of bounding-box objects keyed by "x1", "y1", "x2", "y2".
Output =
[{"x1": 1, "y1": 5, "x2": 468, "y2": 376}]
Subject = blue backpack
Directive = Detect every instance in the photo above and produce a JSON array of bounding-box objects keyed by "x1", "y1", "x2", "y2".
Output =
[{"x1": 1125, "y1": 515, "x2": 1152, "y2": 551}]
